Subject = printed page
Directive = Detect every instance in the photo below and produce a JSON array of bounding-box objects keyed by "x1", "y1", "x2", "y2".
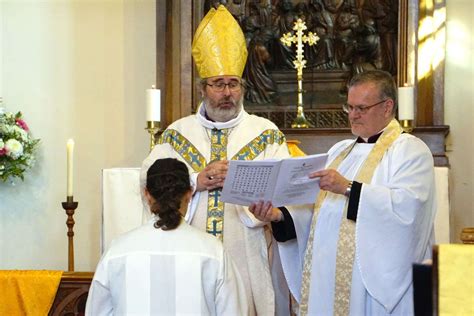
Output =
[
  {"x1": 272, "y1": 153, "x2": 328, "y2": 207},
  {"x1": 220, "y1": 160, "x2": 281, "y2": 206}
]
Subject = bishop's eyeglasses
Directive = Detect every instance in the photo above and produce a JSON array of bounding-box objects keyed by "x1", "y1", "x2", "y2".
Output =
[
  {"x1": 206, "y1": 81, "x2": 242, "y2": 92},
  {"x1": 342, "y1": 99, "x2": 388, "y2": 115}
]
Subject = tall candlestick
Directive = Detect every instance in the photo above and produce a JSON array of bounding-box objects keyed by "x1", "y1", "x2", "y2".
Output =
[
  {"x1": 398, "y1": 86, "x2": 415, "y2": 120},
  {"x1": 66, "y1": 139, "x2": 74, "y2": 197},
  {"x1": 146, "y1": 86, "x2": 161, "y2": 122}
]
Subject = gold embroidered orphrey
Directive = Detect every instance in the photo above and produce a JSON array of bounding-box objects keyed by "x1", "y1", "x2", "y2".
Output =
[
  {"x1": 299, "y1": 119, "x2": 403, "y2": 315},
  {"x1": 206, "y1": 128, "x2": 229, "y2": 240},
  {"x1": 158, "y1": 128, "x2": 286, "y2": 241}
]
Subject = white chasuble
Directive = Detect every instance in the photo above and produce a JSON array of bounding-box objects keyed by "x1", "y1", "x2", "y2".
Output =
[{"x1": 141, "y1": 109, "x2": 291, "y2": 316}]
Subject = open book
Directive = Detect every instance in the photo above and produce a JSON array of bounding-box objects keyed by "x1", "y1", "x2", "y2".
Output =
[{"x1": 220, "y1": 153, "x2": 328, "y2": 207}]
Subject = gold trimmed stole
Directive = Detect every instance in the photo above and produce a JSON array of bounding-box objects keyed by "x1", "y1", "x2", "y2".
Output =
[{"x1": 299, "y1": 119, "x2": 403, "y2": 315}]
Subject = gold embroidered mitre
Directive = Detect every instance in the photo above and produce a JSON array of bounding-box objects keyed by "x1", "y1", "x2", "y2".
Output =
[{"x1": 192, "y1": 5, "x2": 248, "y2": 78}]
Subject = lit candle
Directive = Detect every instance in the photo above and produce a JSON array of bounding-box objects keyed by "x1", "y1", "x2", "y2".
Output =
[
  {"x1": 398, "y1": 86, "x2": 415, "y2": 120},
  {"x1": 66, "y1": 139, "x2": 74, "y2": 197},
  {"x1": 146, "y1": 86, "x2": 161, "y2": 122}
]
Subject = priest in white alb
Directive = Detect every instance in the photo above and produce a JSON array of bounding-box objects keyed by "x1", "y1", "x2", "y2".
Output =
[{"x1": 250, "y1": 70, "x2": 437, "y2": 315}]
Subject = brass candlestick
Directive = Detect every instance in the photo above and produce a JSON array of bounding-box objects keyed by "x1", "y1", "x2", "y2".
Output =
[
  {"x1": 400, "y1": 119, "x2": 414, "y2": 133},
  {"x1": 61, "y1": 196, "x2": 79, "y2": 272},
  {"x1": 145, "y1": 121, "x2": 161, "y2": 151},
  {"x1": 460, "y1": 227, "x2": 474, "y2": 244},
  {"x1": 281, "y1": 18, "x2": 319, "y2": 128}
]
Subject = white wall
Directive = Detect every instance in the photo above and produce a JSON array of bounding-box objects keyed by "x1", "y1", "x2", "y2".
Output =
[
  {"x1": 445, "y1": 0, "x2": 474, "y2": 242},
  {"x1": 0, "y1": 0, "x2": 155, "y2": 271}
]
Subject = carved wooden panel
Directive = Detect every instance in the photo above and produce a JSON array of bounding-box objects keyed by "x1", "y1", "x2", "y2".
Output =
[
  {"x1": 156, "y1": 0, "x2": 449, "y2": 163},
  {"x1": 49, "y1": 272, "x2": 93, "y2": 316},
  {"x1": 199, "y1": 0, "x2": 399, "y2": 125}
]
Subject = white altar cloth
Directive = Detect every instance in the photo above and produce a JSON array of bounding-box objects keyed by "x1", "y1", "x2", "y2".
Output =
[{"x1": 101, "y1": 167, "x2": 451, "y2": 253}]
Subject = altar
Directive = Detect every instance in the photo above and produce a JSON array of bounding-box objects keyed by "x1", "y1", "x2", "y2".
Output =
[{"x1": 101, "y1": 166, "x2": 451, "y2": 251}]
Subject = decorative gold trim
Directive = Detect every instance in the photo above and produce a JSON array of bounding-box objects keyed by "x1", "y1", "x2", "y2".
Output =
[
  {"x1": 158, "y1": 129, "x2": 206, "y2": 172},
  {"x1": 232, "y1": 129, "x2": 286, "y2": 160},
  {"x1": 206, "y1": 129, "x2": 229, "y2": 240}
]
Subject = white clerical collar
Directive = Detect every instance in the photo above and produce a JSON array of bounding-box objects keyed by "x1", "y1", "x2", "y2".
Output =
[{"x1": 196, "y1": 102, "x2": 246, "y2": 130}]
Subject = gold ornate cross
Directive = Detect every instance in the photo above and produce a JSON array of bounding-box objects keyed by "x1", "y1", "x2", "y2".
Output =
[
  {"x1": 281, "y1": 19, "x2": 319, "y2": 128},
  {"x1": 281, "y1": 18, "x2": 319, "y2": 78}
]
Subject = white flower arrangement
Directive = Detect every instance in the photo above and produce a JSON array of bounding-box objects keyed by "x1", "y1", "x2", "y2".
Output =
[{"x1": 0, "y1": 107, "x2": 40, "y2": 182}]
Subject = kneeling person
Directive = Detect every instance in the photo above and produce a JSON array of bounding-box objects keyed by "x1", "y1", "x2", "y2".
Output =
[{"x1": 86, "y1": 158, "x2": 248, "y2": 315}]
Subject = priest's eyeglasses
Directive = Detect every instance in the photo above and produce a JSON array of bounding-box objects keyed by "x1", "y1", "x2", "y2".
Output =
[
  {"x1": 206, "y1": 81, "x2": 242, "y2": 92},
  {"x1": 342, "y1": 99, "x2": 388, "y2": 114}
]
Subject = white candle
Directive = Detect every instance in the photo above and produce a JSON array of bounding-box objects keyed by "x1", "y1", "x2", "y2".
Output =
[
  {"x1": 398, "y1": 86, "x2": 415, "y2": 120},
  {"x1": 146, "y1": 87, "x2": 161, "y2": 122},
  {"x1": 66, "y1": 139, "x2": 74, "y2": 197}
]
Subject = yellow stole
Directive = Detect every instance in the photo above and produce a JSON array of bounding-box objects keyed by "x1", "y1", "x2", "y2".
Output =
[{"x1": 299, "y1": 119, "x2": 403, "y2": 315}]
